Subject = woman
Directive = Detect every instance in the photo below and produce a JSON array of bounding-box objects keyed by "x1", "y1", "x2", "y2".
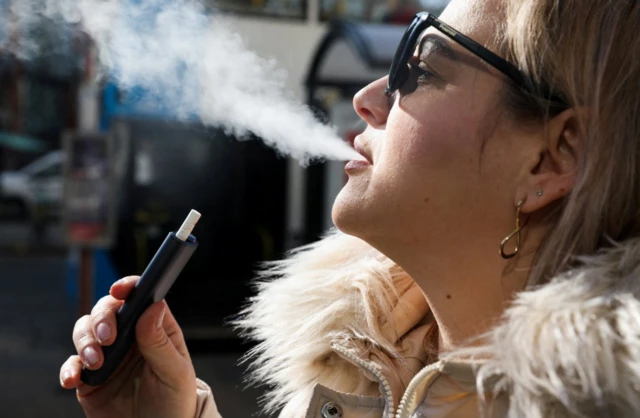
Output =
[{"x1": 59, "y1": 0, "x2": 640, "y2": 416}]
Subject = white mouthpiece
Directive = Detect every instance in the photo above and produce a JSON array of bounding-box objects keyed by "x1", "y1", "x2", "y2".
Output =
[{"x1": 176, "y1": 209, "x2": 201, "y2": 241}]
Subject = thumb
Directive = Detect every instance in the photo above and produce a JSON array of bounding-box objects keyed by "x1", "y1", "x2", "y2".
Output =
[{"x1": 135, "y1": 301, "x2": 186, "y2": 385}]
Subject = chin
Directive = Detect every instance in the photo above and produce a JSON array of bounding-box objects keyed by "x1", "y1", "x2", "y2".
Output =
[{"x1": 331, "y1": 186, "x2": 369, "y2": 239}]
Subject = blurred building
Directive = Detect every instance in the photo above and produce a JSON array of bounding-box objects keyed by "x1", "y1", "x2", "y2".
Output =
[
  {"x1": 0, "y1": 7, "x2": 88, "y2": 171},
  {"x1": 0, "y1": 1, "x2": 92, "y2": 234},
  {"x1": 0, "y1": 0, "x2": 451, "y2": 343}
]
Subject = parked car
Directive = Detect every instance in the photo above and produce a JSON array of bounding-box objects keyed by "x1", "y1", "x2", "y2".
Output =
[{"x1": 0, "y1": 150, "x2": 64, "y2": 221}]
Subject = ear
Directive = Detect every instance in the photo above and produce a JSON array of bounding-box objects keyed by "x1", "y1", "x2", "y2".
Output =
[{"x1": 516, "y1": 108, "x2": 581, "y2": 213}]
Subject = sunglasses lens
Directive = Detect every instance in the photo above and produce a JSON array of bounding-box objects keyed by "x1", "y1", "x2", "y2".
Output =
[{"x1": 388, "y1": 15, "x2": 427, "y2": 94}]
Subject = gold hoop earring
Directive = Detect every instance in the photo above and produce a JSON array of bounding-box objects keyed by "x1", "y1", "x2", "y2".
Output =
[{"x1": 500, "y1": 200, "x2": 527, "y2": 259}]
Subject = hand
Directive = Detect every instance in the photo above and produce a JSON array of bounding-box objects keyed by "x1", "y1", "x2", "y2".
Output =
[{"x1": 59, "y1": 276, "x2": 198, "y2": 418}]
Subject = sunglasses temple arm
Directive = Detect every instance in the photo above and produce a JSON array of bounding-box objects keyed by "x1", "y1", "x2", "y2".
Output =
[{"x1": 430, "y1": 19, "x2": 527, "y2": 87}]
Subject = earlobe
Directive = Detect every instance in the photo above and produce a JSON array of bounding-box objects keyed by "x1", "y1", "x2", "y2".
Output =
[
  {"x1": 519, "y1": 170, "x2": 577, "y2": 214},
  {"x1": 517, "y1": 109, "x2": 581, "y2": 214}
]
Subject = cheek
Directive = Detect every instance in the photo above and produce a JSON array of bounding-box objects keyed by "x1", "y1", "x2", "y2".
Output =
[
  {"x1": 334, "y1": 83, "x2": 503, "y2": 239},
  {"x1": 383, "y1": 96, "x2": 482, "y2": 173}
]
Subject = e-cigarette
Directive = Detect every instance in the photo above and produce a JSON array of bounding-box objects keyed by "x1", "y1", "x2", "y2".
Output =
[{"x1": 80, "y1": 210, "x2": 201, "y2": 386}]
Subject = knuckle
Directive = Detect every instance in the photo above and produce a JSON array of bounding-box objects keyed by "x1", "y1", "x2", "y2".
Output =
[
  {"x1": 73, "y1": 326, "x2": 97, "y2": 348},
  {"x1": 61, "y1": 355, "x2": 76, "y2": 371},
  {"x1": 91, "y1": 295, "x2": 116, "y2": 314},
  {"x1": 91, "y1": 307, "x2": 114, "y2": 325},
  {"x1": 122, "y1": 275, "x2": 141, "y2": 284},
  {"x1": 97, "y1": 294, "x2": 113, "y2": 305},
  {"x1": 76, "y1": 314, "x2": 91, "y2": 326},
  {"x1": 73, "y1": 316, "x2": 92, "y2": 339},
  {"x1": 77, "y1": 332, "x2": 96, "y2": 348},
  {"x1": 144, "y1": 332, "x2": 171, "y2": 352},
  {"x1": 166, "y1": 323, "x2": 185, "y2": 342}
]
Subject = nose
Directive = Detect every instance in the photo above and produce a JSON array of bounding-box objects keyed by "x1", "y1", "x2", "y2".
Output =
[{"x1": 353, "y1": 77, "x2": 391, "y2": 129}]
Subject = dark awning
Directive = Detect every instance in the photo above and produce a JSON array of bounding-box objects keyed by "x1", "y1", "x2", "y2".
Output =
[
  {"x1": 306, "y1": 20, "x2": 405, "y2": 95},
  {"x1": 0, "y1": 132, "x2": 49, "y2": 152}
]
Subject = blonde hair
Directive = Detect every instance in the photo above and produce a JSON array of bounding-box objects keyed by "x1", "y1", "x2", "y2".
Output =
[{"x1": 500, "y1": 0, "x2": 640, "y2": 286}]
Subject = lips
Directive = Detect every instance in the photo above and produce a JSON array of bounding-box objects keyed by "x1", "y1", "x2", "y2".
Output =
[{"x1": 353, "y1": 138, "x2": 373, "y2": 164}]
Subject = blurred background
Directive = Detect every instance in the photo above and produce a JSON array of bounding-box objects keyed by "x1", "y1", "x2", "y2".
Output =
[{"x1": 0, "y1": 0, "x2": 449, "y2": 416}]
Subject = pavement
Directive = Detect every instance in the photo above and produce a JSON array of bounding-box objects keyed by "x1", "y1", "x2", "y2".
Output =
[{"x1": 0, "y1": 254, "x2": 269, "y2": 418}]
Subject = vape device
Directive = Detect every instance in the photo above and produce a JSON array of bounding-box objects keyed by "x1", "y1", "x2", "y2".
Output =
[{"x1": 80, "y1": 210, "x2": 201, "y2": 386}]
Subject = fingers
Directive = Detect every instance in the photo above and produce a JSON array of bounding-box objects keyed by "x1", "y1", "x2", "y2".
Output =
[
  {"x1": 73, "y1": 315, "x2": 104, "y2": 370},
  {"x1": 90, "y1": 295, "x2": 124, "y2": 346},
  {"x1": 71, "y1": 292, "x2": 125, "y2": 372},
  {"x1": 60, "y1": 355, "x2": 85, "y2": 389},
  {"x1": 135, "y1": 301, "x2": 193, "y2": 388},
  {"x1": 160, "y1": 302, "x2": 191, "y2": 362},
  {"x1": 64, "y1": 275, "x2": 194, "y2": 394},
  {"x1": 84, "y1": 276, "x2": 138, "y2": 347},
  {"x1": 109, "y1": 276, "x2": 140, "y2": 300}
]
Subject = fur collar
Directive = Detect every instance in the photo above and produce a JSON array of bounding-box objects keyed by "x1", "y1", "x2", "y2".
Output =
[
  {"x1": 469, "y1": 239, "x2": 640, "y2": 417},
  {"x1": 232, "y1": 230, "x2": 640, "y2": 418}
]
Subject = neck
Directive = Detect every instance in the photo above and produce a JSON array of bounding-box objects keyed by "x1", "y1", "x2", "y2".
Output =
[
  {"x1": 370, "y1": 229, "x2": 544, "y2": 354},
  {"x1": 423, "y1": 255, "x2": 529, "y2": 354}
]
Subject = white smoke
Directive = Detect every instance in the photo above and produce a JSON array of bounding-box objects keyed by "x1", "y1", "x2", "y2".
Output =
[{"x1": 3, "y1": 0, "x2": 363, "y2": 165}]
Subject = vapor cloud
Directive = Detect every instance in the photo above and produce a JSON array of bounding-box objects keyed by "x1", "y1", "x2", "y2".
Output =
[{"x1": 4, "y1": 0, "x2": 362, "y2": 165}]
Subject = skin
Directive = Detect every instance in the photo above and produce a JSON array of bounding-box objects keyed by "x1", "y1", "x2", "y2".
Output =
[
  {"x1": 59, "y1": 277, "x2": 198, "y2": 418},
  {"x1": 60, "y1": 0, "x2": 580, "y2": 415},
  {"x1": 333, "y1": 0, "x2": 580, "y2": 353}
]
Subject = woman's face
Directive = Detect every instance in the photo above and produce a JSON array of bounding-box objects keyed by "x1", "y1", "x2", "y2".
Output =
[{"x1": 333, "y1": 0, "x2": 529, "y2": 258}]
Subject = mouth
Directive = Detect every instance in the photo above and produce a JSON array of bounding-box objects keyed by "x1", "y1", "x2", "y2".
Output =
[
  {"x1": 352, "y1": 137, "x2": 373, "y2": 164},
  {"x1": 344, "y1": 137, "x2": 372, "y2": 173}
]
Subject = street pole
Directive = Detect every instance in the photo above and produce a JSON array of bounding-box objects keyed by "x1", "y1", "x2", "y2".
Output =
[
  {"x1": 76, "y1": 34, "x2": 98, "y2": 318},
  {"x1": 78, "y1": 247, "x2": 93, "y2": 317}
]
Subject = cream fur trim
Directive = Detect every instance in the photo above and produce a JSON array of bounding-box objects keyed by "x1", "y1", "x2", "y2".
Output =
[
  {"x1": 235, "y1": 229, "x2": 640, "y2": 418},
  {"x1": 232, "y1": 229, "x2": 413, "y2": 416},
  {"x1": 460, "y1": 239, "x2": 640, "y2": 417}
]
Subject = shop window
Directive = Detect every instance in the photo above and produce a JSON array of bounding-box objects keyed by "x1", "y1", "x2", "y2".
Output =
[
  {"x1": 320, "y1": 0, "x2": 449, "y2": 24},
  {"x1": 20, "y1": 79, "x2": 64, "y2": 137},
  {"x1": 215, "y1": 0, "x2": 307, "y2": 19}
]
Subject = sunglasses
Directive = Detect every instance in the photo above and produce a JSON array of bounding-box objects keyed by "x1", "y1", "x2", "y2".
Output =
[{"x1": 386, "y1": 12, "x2": 566, "y2": 108}]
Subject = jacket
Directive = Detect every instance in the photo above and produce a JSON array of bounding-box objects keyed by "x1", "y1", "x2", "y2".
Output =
[{"x1": 191, "y1": 229, "x2": 640, "y2": 418}]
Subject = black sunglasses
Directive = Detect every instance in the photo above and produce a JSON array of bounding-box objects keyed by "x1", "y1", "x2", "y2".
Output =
[{"x1": 386, "y1": 12, "x2": 566, "y2": 107}]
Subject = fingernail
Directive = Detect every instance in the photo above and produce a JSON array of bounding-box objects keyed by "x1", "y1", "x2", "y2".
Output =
[
  {"x1": 96, "y1": 322, "x2": 111, "y2": 343},
  {"x1": 156, "y1": 306, "x2": 166, "y2": 330},
  {"x1": 61, "y1": 370, "x2": 72, "y2": 386},
  {"x1": 83, "y1": 346, "x2": 99, "y2": 366}
]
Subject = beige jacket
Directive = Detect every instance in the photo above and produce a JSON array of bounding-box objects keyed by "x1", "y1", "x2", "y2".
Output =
[{"x1": 193, "y1": 230, "x2": 640, "y2": 418}]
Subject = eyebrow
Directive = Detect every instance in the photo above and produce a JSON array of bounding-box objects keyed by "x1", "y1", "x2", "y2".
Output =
[
  {"x1": 418, "y1": 35, "x2": 458, "y2": 62},
  {"x1": 418, "y1": 34, "x2": 492, "y2": 73}
]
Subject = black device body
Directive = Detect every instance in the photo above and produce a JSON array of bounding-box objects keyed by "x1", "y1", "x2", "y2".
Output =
[{"x1": 80, "y1": 232, "x2": 198, "y2": 386}]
